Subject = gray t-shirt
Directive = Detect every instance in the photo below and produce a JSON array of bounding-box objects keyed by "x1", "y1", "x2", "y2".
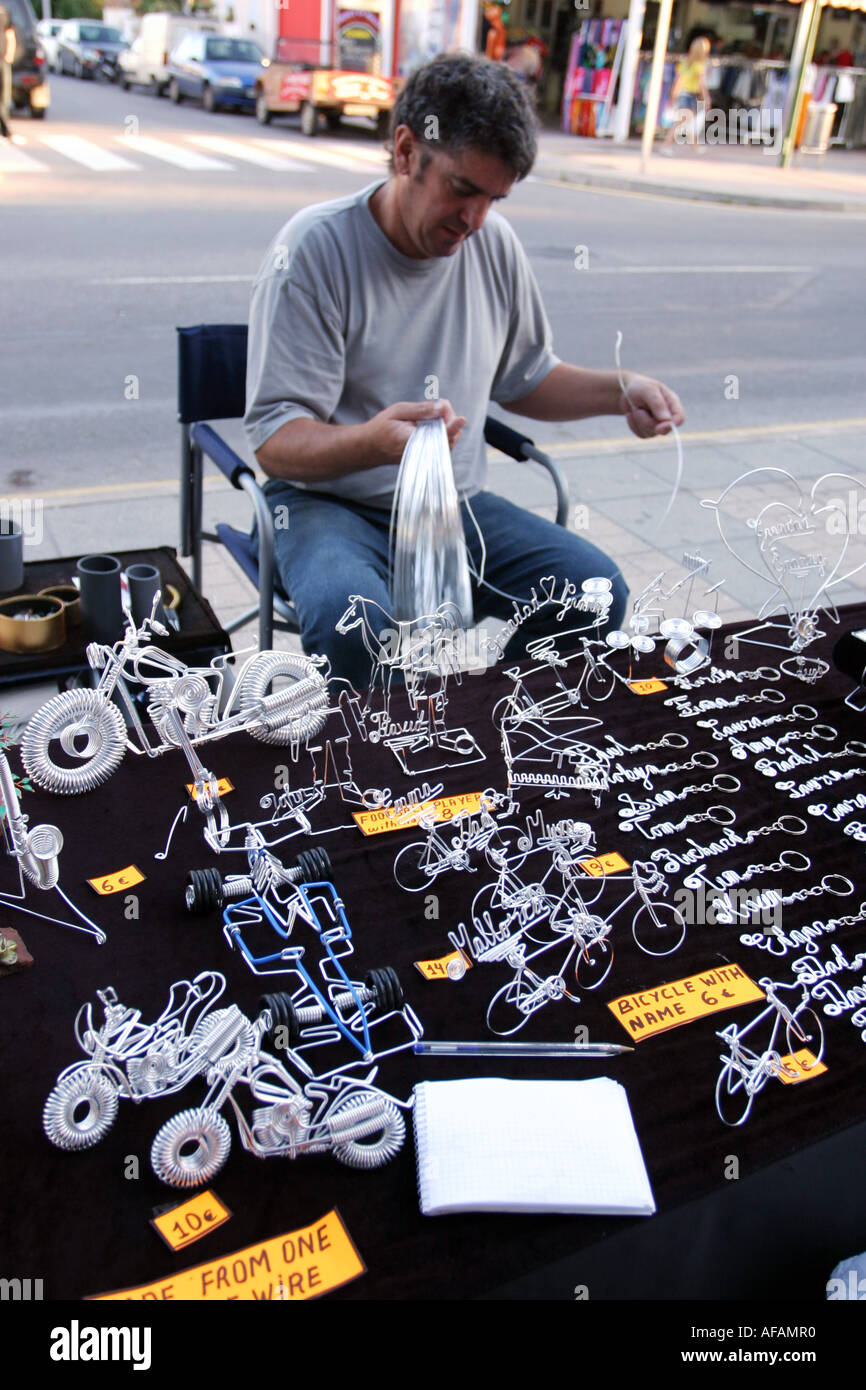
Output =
[{"x1": 244, "y1": 179, "x2": 560, "y2": 509}]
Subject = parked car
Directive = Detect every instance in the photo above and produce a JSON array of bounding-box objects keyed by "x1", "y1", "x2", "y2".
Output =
[
  {"x1": 167, "y1": 33, "x2": 264, "y2": 113},
  {"x1": 35, "y1": 17, "x2": 63, "y2": 72},
  {"x1": 7, "y1": 0, "x2": 48, "y2": 119},
  {"x1": 56, "y1": 19, "x2": 127, "y2": 79},
  {"x1": 118, "y1": 12, "x2": 219, "y2": 96}
]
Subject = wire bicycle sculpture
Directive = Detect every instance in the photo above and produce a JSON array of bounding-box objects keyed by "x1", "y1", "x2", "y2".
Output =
[{"x1": 714, "y1": 977, "x2": 825, "y2": 1126}]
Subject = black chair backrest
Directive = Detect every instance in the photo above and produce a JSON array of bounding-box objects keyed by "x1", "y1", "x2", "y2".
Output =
[{"x1": 177, "y1": 324, "x2": 249, "y2": 425}]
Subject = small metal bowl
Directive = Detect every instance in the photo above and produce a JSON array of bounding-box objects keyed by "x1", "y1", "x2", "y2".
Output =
[
  {"x1": 0, "y1": 595, "x2": 66, "y2": 654},
  {"x1": 38, "y1": 585, "x2": 82, "y2": 627}
]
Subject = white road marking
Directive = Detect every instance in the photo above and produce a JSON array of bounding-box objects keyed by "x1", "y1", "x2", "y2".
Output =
[
  {"x1": 0, "y1": 141, "x2": 48, "y2": 172},
  {"x1": 248, "y1": 136, "x2": 381, "y2": 173},
  {"x1": 185, "y1": 134, "x2": 312, "y2": 170},
  {"x1": 39, "y1": 134, "x2": 139, "y2": 171},
  {"x1": 116, "y1": 134, "x2": 232, "y2": 170}
]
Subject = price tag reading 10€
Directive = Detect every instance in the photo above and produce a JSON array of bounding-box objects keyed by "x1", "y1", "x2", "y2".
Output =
[{"x1": 152, "y1": 1190, "x2": 231, "y2": 1253}]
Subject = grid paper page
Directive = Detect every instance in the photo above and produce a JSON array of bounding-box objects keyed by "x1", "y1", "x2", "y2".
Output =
[{"x1": 413, "y1": 1076, "x2": 656, "y2": 1216}]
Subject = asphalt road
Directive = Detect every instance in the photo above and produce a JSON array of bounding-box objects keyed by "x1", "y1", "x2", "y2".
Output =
[{"x1": 2, "y1": 72, "x2": 864, "y2": 500}]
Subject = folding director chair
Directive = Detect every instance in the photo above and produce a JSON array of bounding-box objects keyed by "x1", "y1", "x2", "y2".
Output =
[{"x1": 177, "y1": 323, "x2": 570, "y2": 652}]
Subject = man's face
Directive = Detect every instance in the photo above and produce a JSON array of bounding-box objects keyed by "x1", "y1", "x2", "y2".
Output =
[{"x1": 393, "y1": 129, "x2": 515, "y2": 259}]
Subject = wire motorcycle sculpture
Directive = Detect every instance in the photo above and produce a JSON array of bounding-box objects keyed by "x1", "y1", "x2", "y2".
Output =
[
  {"x1": 21, "y1": 613, "x2": 331, "y2": 844},
  {"x1": 43, "y1": 971, "x2": 410, "y2": 1188}
]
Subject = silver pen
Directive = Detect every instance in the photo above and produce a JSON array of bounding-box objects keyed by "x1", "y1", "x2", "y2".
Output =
[{"x1": 414, "y1": 1040, "x2": 633, "y2": 1058}]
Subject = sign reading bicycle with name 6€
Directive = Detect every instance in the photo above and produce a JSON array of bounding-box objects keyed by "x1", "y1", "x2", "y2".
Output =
[
  {"x1": 354, "y1": 791, "x2": 484, "y2": 836},
  {"x1": 608, "y1": 964, "x2": 765, "y2": 1041}
]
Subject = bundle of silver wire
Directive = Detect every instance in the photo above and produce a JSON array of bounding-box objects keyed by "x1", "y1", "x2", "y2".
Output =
[{"x1": 389, "y1": 417, "x2": 473, "y2": 626}]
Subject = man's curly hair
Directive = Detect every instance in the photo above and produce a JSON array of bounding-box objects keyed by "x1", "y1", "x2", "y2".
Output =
[{"x1": 385, "y1": 53, "x2": 538, "y2": 181}]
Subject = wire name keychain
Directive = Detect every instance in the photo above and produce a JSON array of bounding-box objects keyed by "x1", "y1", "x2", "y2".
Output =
[
  {"x1": 729, "y1": 725, "x2": 838, "y2": 760},
  {"x1": 683, "y1": 849, "x2": 812, "y2": 893},
  {"x1": 607, "y1": 750, "x2": 719, "y2": 792},
  {"x1": 740, "y1": 902, "x2": 866, "y2": 959},
  {"x1": 697, "y1": 704, "x2": 818, "y2": 743},
  {"x1": 601, "y1": 731, "x2": 689, "y2": 759},
  {"x1": 620, "y1": 804, "x2": 737, "y2": 842},
  {"x1": 617, "y1": 774, "x2": 741, "y2": 821},
  {"x1": 808, "y1": 793, "x2": 866, "y2": 825},
  {"x1": 665, "y1": 688, "x2": 786, "y2": 718},
  {"x1": 669, "y1": 665, "x2": 781, "y2": 692},
  {"x1": 776, "y1": 765, "x2": 866, "y2": 801},
  {"x1": 754, "y1": 740, "x2": 866, "y2": 778},
  {"x1": 649, "y1": 815, "x2": 808, "y2": 875}
]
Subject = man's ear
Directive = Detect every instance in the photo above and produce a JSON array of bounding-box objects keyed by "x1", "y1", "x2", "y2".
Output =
[{"x1": 391, "y1": 124, "x2": 416, "y2": 176}]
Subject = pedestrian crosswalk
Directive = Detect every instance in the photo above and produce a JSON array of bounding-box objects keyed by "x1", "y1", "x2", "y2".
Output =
[{"x1": 0, "y1": 130, "x2": 388, "y2": 177}]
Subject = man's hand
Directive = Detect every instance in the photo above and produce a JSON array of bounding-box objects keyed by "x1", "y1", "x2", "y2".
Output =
[
  {"x1": 619, "y1": 373, "x2": 685, "y2": 439},
  {"x1": 256, "y1": 399, "x2": 466, "y2": 482},
  {"x1": 363, "y1": 399, "x2": 467, "y2": 466}
]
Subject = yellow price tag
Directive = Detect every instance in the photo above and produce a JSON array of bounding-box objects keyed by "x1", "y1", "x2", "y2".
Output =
[
  {"x1": 778, "y1": 1049, "x2": 827, "y2": 1084},
  {"x1": 151, "y1": 1191, "x2": 231, "y2": 1253},
  {"x1": 88, "y1": 864, "x2": 145, "y2": 896},
  {"x1": 580, "y1": 852, "x2": 630, "y2": 877},
  {"x1": 414, "y1": 950, "x2": 470, "y2": 981},
  {"x1": 608, "y1": 964, "x2": 765, "y2": 1041},
  {"x1": 354, "y1": 791, "x2": 484, "y2": 836},
  {"x1": 186, "y1": 778, "x2": 233, "y2": 801},
  {"x1": 90, "y1": 1209, "x2": 364, "y2": 1301},
  {"x1": 629, "y1": 678, "x2": 668, "y2": 696}
]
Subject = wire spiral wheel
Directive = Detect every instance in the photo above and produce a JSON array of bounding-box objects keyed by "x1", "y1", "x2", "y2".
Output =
[
  {"x1": 22, "y1": 690, "x2": 127, "y2": 795},
  {"x1": 150, "y1": 1108, "x2": 232, "y2": 1188},
  {"x1": 238, "y1": 653, "x2": 330, "y2": 747},
  {"x1": 43, "y1": 1068, "x2": 119, "y2": 1150},
  {"x1": 328, "y1": 1092, "x2": 405, "y2": 1169}
]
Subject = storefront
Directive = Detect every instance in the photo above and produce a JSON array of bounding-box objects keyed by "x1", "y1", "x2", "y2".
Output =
[{"x1": 517, "y1": 0, "x2": 866, "y2": 144}]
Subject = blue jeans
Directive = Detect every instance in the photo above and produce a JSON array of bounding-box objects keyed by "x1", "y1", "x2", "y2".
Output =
[{"x1": 262, "y1": 481, "x2": 628, "y2": 688}]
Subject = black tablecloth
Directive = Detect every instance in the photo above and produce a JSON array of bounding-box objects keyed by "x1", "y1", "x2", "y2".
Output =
[{"x1": 2, "y1": 609, "x2": 865, "y2": 1301}]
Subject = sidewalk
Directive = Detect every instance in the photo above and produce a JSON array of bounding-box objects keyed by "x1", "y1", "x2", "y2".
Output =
[{"x1": 533, "y1": 128, "x2": 866, "y2": 213}]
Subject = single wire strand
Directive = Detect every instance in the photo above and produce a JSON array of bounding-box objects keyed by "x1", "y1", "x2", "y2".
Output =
[{"x1": 615, "y1": 329, "x2": 683, "y2": 531}]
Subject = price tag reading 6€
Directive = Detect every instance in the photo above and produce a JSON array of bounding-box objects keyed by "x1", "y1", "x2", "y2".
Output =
[{"x1": 88, "y1": 864, "x2": 145, "y2": 896}]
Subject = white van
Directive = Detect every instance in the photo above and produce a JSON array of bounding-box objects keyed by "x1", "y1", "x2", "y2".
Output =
[{"x1": 118, "y1": 12, "x2": 219, "y2": 95}]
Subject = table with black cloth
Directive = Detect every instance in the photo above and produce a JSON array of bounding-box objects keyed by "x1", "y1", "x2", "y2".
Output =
[{"x1": 2, "y1": 607, "x2": 866, "y2": 1302}]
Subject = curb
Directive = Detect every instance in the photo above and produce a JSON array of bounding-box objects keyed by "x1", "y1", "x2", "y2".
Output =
[{"x1": 534, "y1": 161, "x2": 866, "y2": 214}]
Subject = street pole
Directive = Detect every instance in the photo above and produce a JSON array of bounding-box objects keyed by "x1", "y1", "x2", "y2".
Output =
[
  {"x1": 780, "y1": 0, "x2": 822, "y2": 168},
  {"x1": 612, "y1": 0, "x2": 646, "y2": 143},
  {"x1": 640, "y1": 0, "x2": 674, "y2": 172}
]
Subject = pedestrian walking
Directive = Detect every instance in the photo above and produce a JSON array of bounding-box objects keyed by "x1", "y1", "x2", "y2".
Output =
[{"x1": 661, "y1": 36, "x2": 711, "y2": 154}]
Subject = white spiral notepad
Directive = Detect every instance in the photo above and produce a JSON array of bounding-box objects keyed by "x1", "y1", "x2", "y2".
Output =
[{"x1": 413, "y1": 1076, "x2": 656, "y2": 1216}]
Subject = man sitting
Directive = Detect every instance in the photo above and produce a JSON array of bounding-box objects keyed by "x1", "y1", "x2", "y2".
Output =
[{"x1": 244, "y1": 52, "x2": 683, "y2": 687}]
